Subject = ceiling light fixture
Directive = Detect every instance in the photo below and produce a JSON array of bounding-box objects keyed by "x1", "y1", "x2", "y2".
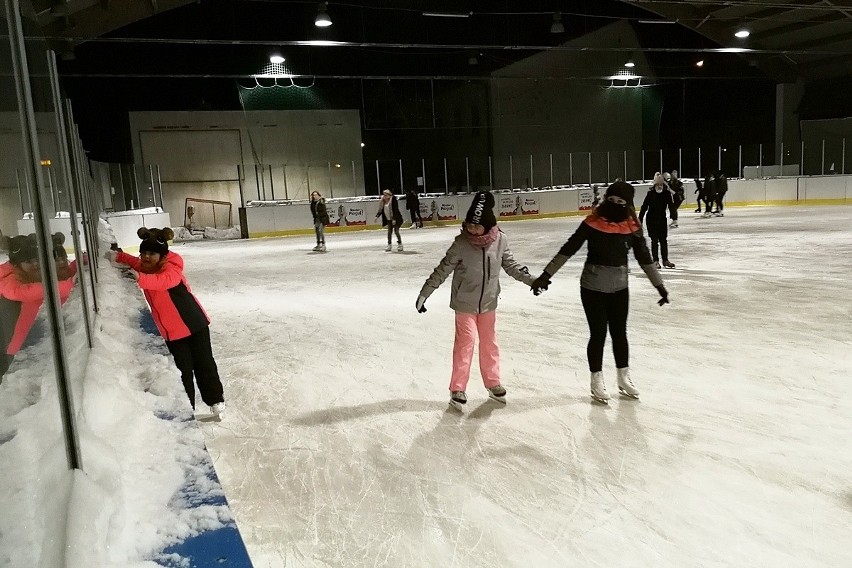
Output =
[
  {"x1": 550, "y1": 12, "x2": 564, "y2": 34},
  {"x1": 637, "y1": 19, "x2": 678, "y2": 25},
  {"x1": 269, "y1": 54, "x2": 285, "y2": 64},
  {"x1": 624, "y1": 60, "x2": 635, "y2": 68},
  {"x1": 696, "y1": 60, "x2": 704, "y2": 67},
  {"x1": 315, "y1": 2, "x2": 332, "y2": 27},
  {"x1": 735, "y1": 29, "x2": 750, "y2": 38},
  {"x1": 423, "y1": 11, "x2": 471, "y2": 18}
]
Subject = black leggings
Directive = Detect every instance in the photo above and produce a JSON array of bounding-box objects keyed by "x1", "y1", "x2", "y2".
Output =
[
  {"x1": 408, "y1": 208, "x2": 423, "y2": 226},
  {"x1": 580, "y1": 287, "x2": 629, "y2": 373},
  {"x1": 165, "y1": 326, "x2": 224, "y2": 409}
]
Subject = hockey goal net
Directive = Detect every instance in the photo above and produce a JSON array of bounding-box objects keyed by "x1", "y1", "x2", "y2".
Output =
[{"x1": 184, "y1": 198, "x2": 233, "y2": 230}]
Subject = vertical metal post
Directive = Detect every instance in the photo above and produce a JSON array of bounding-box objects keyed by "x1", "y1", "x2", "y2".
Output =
[
  {"x1": 780, "y1": 143, "x2": 784, "y2": 171},
  {"x1": 641, "y1": 151, "x2": 645, "y2": 182},
  {"x1": 375, "y1": 160, "x2": 381, "y2": 193},
  {"x1": 801, "y1": 140, "x2": 804, "y2": 175},
  {"x1": 117, "y1": 164, "x2": 125, "y2": 209},
  {"x1": 254, "y1": 164, "x2": 262, "y2": 200},
  {"x1": 306, "y1": 166, "x2": 311, "y2": 195},
  {"x1": 443, "y1": 158, "x2": 449, "y2": 195},
  {"x1": 821, "y1": 139, "x2": 825, "y2": 175},
  {"x1": 588, "y1": 152, "x2": 592, "y2": 185},
  {"x1": 421, "y1": 158, "x2": 426, "y2": 194},
  {"x1": 606, "y1": 152, "x2": 610, "y2": 183},
  {"x1": 529, "y1": 154, "x2": 534, "y2": 188},
  {"x1": 132, "y1": 163, "x2": 140, "y2": 209},
  {"x1": 465, "y1": 157, "x2": 470, "y2": 193},
  {"x1": 149, "y1": 164, "x2": 156, "y2": 207},
  {"x1": 156, "y1": 164, "x2": 164, "y2": 209},
  {"x1": 399, "y1": 159, "x2": 404, "y2": 193},
  {"x1": 842, "y1": 139, "x2": 846, "y2": 174},
  {"x1": 47, "y1": 166, "x2": 57, "y2": 212},
  {"x1": 759, "y1": 143, "x2": 763, "y2": 170},
  {"x1": 569, "y1": 153, "x2": 573, "y2": 186},
  {"x1": 739, "y1": 145, "x2": 743, "y2": 178},
  {"x1": 488, "y1": 156, "x2": 493, "y2": 190},
  {"x1": 549, "y1": 153, "x2": 553, "y2": 188},
  {"x1": 237, "y1": 165, "x2": 245, "y2": 207},
  {"x1": 283, "y1": 164, "x2": 290, "y2": 199},
  {"x1": 326, "y1": 161, "x2": 332, "y2": 198},
  {"x1": 623, "y1": 150, "x2": 627, "y2": 181},
  {"x1": 8, "y1": 1, "x2": 81, "y2": 470},
  {"x1": 350, "y1": 161, "x2": 356, "y2": 196},
  {"x1": 697, "y1": 148, "x2": 701, "y2": 180},
  {"x1": 718, "y1": 146, "x2": 722, "y2": 171},
  {"x1": 659, "y1": 148, "x2": 663, "y2": 174},
  {"x1": 509, "y1": 155, "x2": 514, "y2": 190},
  {"x1": 678, "y1": 147, "x2": 682, "y2": 175},
  {"x1": 269, "y1": 164, "x2": 275, "y2": 200},
  {"x1": 15, "y1": 169, "x2": 25, "y2": 215}
]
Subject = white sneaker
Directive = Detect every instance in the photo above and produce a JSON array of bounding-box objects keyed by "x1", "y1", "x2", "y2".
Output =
[
  {"x1": 397, "y1": 243, "x2": 404, "y2": 252},
  {"x1": 590, "y1": 371, "x2": 610, "y2": 403},
  {"x1": 385, "y1": 244, "x2": 392, "y2": 252},
  {"x1": 210, "y1": 402, "x2": 225, "y2": 416},
  {"x1": 617, "y1": 368, "x2": 639, "y2": 398}
]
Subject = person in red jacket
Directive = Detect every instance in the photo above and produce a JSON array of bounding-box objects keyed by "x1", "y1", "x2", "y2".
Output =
[{"x1": 106, "y1": 227, "x2": 225, "y2": 416}]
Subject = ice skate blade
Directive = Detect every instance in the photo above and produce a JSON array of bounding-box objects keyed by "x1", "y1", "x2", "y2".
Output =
[
  {"x1": 590, "y1": 393, "x2": 610, "y2": 405},
  {"x1": 448, "y1": 400, "x2": 465, "y2": 411},
  {"x1": 488, "y1": 393, "x2": 507, "y2": 404},
  {"x1": 619, "y1": 388, "x2": 640, "y2": 399}
]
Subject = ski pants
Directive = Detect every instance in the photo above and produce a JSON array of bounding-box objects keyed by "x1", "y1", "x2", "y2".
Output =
[
  {"x1": 450, "y1": 310, "x2": 500, "y2": 392},
  {"x1": 386, "y1": 223, "x2": 402, "y2": 245},
  {"x1": 580, "y1": 287, "x2": 629, "y2": 373},
  {"x1": 165, "y1": 326, "x2": 224, "y2": 409},
  {"x1": 313, "y1": 221, "x2": 326, "y2": 245}
]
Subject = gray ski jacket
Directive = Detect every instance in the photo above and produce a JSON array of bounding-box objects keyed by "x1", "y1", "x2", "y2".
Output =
[{"x1": 419, "y1": 230, "x2": 534, "y2": 314}]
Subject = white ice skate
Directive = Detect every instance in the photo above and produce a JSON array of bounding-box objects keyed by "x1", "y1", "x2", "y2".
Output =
[
  {"x1": 312, "y1": 244, "x2": 322, "y2": 252},
  {"x1": 449, "y1": 391, "x2": 467, "y2": 410},
  {"x1": 713, "y1": 211, "x2": 724, "y2": 217},
  {"x1": 385, "y1": 244, "x2": 392, "y2": 252},
  {"x1": 319, "y1": 244, "x2": 327, "y2": 252},
  {"x1": 669, "y1": 220, "x2": 678, "y2": 228},
  {"x1": 487, "y1": 385, "x2": 507, "y2": 404},
  {"x1": 616, "y1": 368, "x2": 639, "y2": 399},
  {"x1": 409, "y1": 223, "x2": 417, "y2": 229},
  {"x1": 397, "y1": 243, "x2": 404, "y2": 252},
  {"x1": 210, "y1": 402, "x2": 226, "y2": 417},
  {"x1": 590, "y1": 372, "x2": 610, "y2": 404},
  {"x1": 702, "y1": 211, "x2": 713, "y2": 218}
]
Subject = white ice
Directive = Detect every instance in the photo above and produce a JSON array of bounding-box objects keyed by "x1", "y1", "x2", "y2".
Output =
[{"x1": 178, "y1": 206, "x2": 852, "y2": 567}]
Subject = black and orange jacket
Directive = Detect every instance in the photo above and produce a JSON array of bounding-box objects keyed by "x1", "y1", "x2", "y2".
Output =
[
  {"x1": 543, "y1": 213, "x2": 663, "y2": 293},
  {"x1": 115, "y1": 251, "x2": 209, "y2": 342}
]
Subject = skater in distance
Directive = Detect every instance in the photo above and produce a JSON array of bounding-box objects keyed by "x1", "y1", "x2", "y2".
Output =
[
  {"x1": 530, "y1": 181, "x2": 669, "y2": 404},
  {"x1": 416, "y1": 191, "x2": 535, "y2": 410},
  {"x1": 310, "y1": 191, "x2": 329, "y2": 252},
  {"x1": 375, "y1": 189, "x2": 405, "y2": 252}
]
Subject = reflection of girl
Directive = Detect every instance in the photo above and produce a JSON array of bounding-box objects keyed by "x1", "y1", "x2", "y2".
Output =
[
  {"x1": 310, "y1": 191, "x2": 329, "y2": 252},
  {"x1": 0, "y1": 233, "x2": 76, "y2": 378}
]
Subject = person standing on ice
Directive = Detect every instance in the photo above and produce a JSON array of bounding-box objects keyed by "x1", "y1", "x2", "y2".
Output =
[
  {"x1": 667, "y1": 170, "x2": 685, "y2": 227},
  {"x1": 375, "y1": 189, "x2": 404, "y2": 251},
  {"x1": 415, "y1": 191, "x2": 535, "y2": 410},
  {"x1": 105, "y1": 228, "x2": 225, "y2": 417},
  {"x1": 405, "y1": 188, "x2": 423, "y2": 229},
  {"x1": 530, "y1": 182, "x2": 669, "y2": 404},
  {"x1": 639, "y1": 173, "x2": 676, "y2": 269},
  {"x1": 713, "y1": 170, "x2": 728, "y2": 217},
  {"x1": 309, "y1": 191, "x2": 329, "y2": 252}
]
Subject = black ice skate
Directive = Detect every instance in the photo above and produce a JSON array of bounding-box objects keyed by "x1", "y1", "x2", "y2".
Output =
[
  {"x1": 449, "y1": 391, "x2": 467, "y2": 410},
  {"x1": 663, "y1": 260, "x2": 676, "y2": 269}
]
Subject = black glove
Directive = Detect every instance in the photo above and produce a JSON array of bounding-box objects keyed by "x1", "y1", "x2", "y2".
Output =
[
  {"x1": 415, "y1": 295, "x2": 427, "y2": 313},
  {"x1": 656, "y1": 284, "x2": 669, "y2": 306},
  {"x1": 531, "y1": 274, "x2": 551, "y2": 296}
]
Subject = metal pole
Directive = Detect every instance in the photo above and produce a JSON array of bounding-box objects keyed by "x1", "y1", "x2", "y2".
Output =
[
  {"x1": 465, "y1": 157, "x2": 470, "y2": 193},
  {"x1": 399, "y1": 159, "x2": 404, "y2": 193},
  {"x1": 821, "y1": 139, "x2": 825, "y2": 175},
  {"x1": 509, "y1": 155, "x2": 514, "y2": 190},
  {"x1": 759, "y1": 143, "x2": 763, "y2": 171},
  {"x1": 443, "y1": 158, "x2": 449, "y2": 195},
  {"x1": 149, "y1": 164, "x2": 156, "y2": 207},
  {"x1": 801, "y1": 140, "x2": 804, "y2": 175},
  {"x1": 49, "y1": 59, "x2": 93, "y2": 351},
  {"x1": 697, "y1": 148, "x2": 701, "y2": 180},
  {"x1": 269, "y1": 164, "x2": 275, "y2": 200},
  {"x1": 237, "y1": 165, "x2": 245, "y2": 207},
  {"x1": 488, "y1": 156, "x2": 493, "y2": 190},
  {"x1": 132, "y1": 163, "x2": 140, "y2": 210},
  {"x1": 530, "y1": 154, "x2": 534, "y2": 189},
  {"x1": 718, "y1": 146, "x2": 722, "y2": 172},
  {"x1": 8, "y1": 2, "x2": 81, "y2": 470},
  {"x1": 117, "y1": 164, "x2": 125, "y2": 209},
  {"x1": 15, "y1": 169, "x2": 25, "y2": 215},
  {"x1": 678, "y1": 147, "x2": 682, "y2": 176},
  {"x1": 569, "y1": 153, "x2": 574, "y2": 186},
  {"x1": 254, "y1": 164, "x2": 261, "y2": 200},
  {"x1": 283, "y1": 164, "x2": 290, "y2": 199},
  {"x1": 375, "y1": 160, "x2": 381, "y2": 193},
  {"x1": 606, "y1": 152, "x2": 610, "y2": 183},
  {"x1": 47, "y1": 166, "x2": 56, "y2": 212},
  {"x1": 739, "y1": 145, "x2": 743, "y2": 178},
  {"x1": 549, "y1": 153, "x2": 554, "y2": 189},
  {"x1": 780, "y1": 142, "x2": 784, "y2": 171},
  {"x1": 327, "y1": 161, "x2": 333, "y2": 198},
  {"x1": 156, "y1": 164, "x2": 164, "y2": 209},
  {"x1": 624, "y1": 150, "x2": 627, "y2": 181},
  {"x1": 641, "y1": 151, "x2": 645, "y2": 182},
  {"x1": 350, "y1": 161, "x2": 355, "y2": 196},
  {"x1": 843, "y1": 138, "x2": 846, "y2": 174},
  {"x1": 421, "y1": 158, "x2": 426, "y2": 194},
  {"x1": 659, "y1": 148, "x2": 663, "y2": 174},
  {"x1": 306, "y1": 166, "x2": 311, "y2": 195}
]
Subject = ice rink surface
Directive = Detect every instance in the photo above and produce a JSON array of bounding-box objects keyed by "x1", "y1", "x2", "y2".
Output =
[{"x1": 179, "y1": 205, "x2": 852, "y2": 567}]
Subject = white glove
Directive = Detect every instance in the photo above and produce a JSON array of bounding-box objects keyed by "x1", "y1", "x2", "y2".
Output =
[{"x1": 415, "y1": 296, "x2": 427, "y2": 313}]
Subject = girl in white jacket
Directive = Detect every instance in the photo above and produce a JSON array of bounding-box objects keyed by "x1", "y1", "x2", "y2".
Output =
[{"x1": 416, "y1": 192, "x2": 535, "y2": 409}]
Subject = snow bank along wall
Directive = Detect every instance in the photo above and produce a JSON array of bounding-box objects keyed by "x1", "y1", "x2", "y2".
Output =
[{"x1": 242, "y1": 174, "x2": 852, "y2": 238}]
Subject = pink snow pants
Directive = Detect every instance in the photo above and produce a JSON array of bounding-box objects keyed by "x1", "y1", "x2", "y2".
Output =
[{"x1": 450, "y1": 310, "x2": 501, "y2": 392}]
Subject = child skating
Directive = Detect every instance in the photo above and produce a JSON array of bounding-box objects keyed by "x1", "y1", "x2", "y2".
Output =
[{"x1": 416, "y1": 191, "x2": 535, "y2": 410}]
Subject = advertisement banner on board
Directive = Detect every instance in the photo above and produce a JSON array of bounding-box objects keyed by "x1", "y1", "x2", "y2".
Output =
[
  {"x1": 344, "y1": 203, "x2": 367, "y2": 226},
  {"x1": 520, "y1": 195, "x2": 540, "y2": 215},
  {"x1": 499, "y1": 195, "x2": 520, "y2": 217},
  {"x1": 436, "y1": 199, "x2": 457, "y2": 221},
  {"x1": 420, "y1": 199, "x2": 436, "y2": 222},
  {"x1": 578, "y1": 189, "x2": 595, "y2": 210},
  {"x1": 325, "y1": 203, "x2": 342, "y2": 226}
]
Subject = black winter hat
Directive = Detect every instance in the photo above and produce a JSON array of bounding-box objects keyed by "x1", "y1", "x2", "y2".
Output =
[
  {"x1": 604, "y1": 181, "x2": 635, "y2": 205},
  {"x1": 465, "y1": 191, "x2": 497, "y2": 231},
  {"x1": 5, "y1": 234, "x2": 38, "y2": 265},
  {"x1": 138, "y1": 227, "x2": 174, "y2": 256}
]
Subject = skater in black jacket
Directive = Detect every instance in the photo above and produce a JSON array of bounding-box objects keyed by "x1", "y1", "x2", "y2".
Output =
[
  {"x1": 713, "y1": 171, "x2": 728, "y2": 216},
  {"x1": 639, "y1": 174, "x2": 676, "y2": 269},
  {"x1": 405, "y1": 189, "x2": 423, "y2": 228},
  {"x1": 668, "y1": 171, "x2": 685, "y2": 227},
  {"x1": 530, "y1": 181, "x2": 669, "y2": 403},
  {"x1": 310, "y1": 191, "x2": 330, "y2": 252},
  {"x1": 700, "y1": 173, "x2": 717, "y2": 217}
]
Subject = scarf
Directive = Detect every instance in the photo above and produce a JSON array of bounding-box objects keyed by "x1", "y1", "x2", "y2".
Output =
[{"x1": 465, "y1": 225, "x2": 499, "y2": 248}]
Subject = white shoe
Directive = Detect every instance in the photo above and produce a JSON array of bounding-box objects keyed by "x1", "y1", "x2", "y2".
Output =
[
  {"x1": 385, "y1": 244, "x2": 392, "y2": 252},
  {"x1": 409, "y1": 223, "x2": 417, "y2": 229},
  {"x1": 397, "y1": 243, "x2": 404, "y2": 252},
  {"x1": 590, "y1": 371, "x2": 610, "y2": 403},
  {"x1": 617, "y1": 368, "x2": 639, "y2": 398},
  {"x1": 312, "y1": 244, "x2": 322, "y2": 251},
  {"x1": 210, "y1": 402, "x2": 225, "y2": 416},
  {"x1": 320, "y1": 244, "x2": 327, "y2": 252}
]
